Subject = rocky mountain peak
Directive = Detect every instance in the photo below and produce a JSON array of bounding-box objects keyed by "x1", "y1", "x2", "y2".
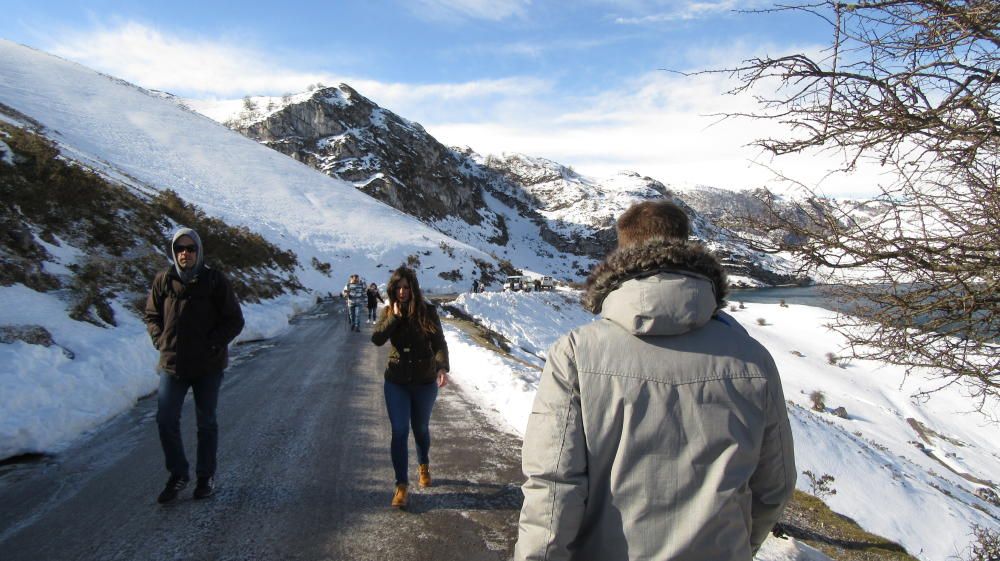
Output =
[
  {"x1": 484, "y1": 153, "x2": 571, "y2": 186},
  {"x1": 232, "y1": 84, "x2": 485, "y2": 226},
  {"x1": 217, "y1": 85, "x2": 809, "y2": 286}
]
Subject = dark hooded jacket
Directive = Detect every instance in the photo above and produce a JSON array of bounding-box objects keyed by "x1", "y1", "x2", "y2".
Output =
[
  {"x1": 371, "y1": 302, "x2": 449, "y2": 385},
  {"x1": 144, "y1": 228, "x2": 245, "y2": 379},
  {"x1": 515, "y1": 238, "x2": 795, "y2": 561},
  {"x1": 366, "y1": 286, "x2": 384, "y2": 308}
]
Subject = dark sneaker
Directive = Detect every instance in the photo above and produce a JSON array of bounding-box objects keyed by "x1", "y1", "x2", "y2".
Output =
[
  {"x1": 193, "y1": 476, "x2": 215, "y2": 499},
  {"x1": 157, "y1": 474, "x2": 190, "y2": 504}
]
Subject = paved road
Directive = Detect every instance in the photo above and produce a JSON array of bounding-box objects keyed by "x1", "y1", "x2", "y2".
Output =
[{"x1": 0, "y1": 301, "x2": 525, "y2": 561}]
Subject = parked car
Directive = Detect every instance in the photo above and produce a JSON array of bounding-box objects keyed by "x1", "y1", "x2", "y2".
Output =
[
  {"x1": 539, "y1": 276, "x2": 555, "y2": 290},
  {"x1": 504, "y1": 275, "x2": 526, "y2": 292}
]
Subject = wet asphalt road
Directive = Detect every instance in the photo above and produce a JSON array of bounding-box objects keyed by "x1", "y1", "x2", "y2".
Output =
[{"x1": 0, "y1": 301, "x2": 525, "y2": 561}]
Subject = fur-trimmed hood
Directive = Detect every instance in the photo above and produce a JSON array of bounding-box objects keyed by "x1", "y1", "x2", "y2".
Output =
[{"x1": 583, "y1": 237, "x2": 728, "y2": 316}]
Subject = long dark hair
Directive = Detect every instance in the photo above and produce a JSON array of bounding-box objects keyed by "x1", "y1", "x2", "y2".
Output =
[{"x1": 386, "y1": 266, "x2": 437, "y2": 335}]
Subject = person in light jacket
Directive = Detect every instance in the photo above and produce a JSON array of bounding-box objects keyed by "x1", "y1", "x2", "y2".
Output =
[
  {"x1": 343, "y1": 274, "x2": 366, "y2": 332},
  {"x1": 514, "y1": 200, "x2": 796, "y2": 561}
]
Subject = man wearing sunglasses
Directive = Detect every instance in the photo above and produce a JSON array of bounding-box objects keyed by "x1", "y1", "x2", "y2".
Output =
[{"x1": 144, "y1": 227, "x2": 244, "y2": 504}]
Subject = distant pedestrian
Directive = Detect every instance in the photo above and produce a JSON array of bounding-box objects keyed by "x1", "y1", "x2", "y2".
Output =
[
  {"x1": 371, "y1": 266, "x2": 449, "y2": 509},
  {"x1": 514, "y1": 200, "x2": 796, "y2": 561},
  {"x1": 472, "y1": 279, "x2": 480, "y2": 293},
  {"x1": 342, "y1": 274, "x2": 366, "y2": 332},
  {"x1": 366, "y1": 282, "x2": 384, "y2": 324},
  {"x1": 144, "y1": 227, "x2": 245, "y2": 504}
]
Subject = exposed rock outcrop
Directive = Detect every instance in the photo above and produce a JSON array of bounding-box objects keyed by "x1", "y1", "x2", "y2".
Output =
[
  {"x1": 236, "y1": 85, "x2": 488, "y2": 226},
  {"x1": 221, "y1": 86, "x2": 813, "y2": 285}
]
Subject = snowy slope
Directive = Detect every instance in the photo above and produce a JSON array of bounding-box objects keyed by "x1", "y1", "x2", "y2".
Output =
[
  {"x1": 0, "y1": 40, "x2": 495, "y2": 294},
  {"x1": 191, "y1": 91, "x2": 603, "y2": 284},
  {"x1": 0, "y1": 39, "x2": 496, "y2": 458},
  {"x1": 478, "y1": 153, "x2": 804, "y2": 286},
  {"x1": 445, "y1": 291, "x2": 999, "y2": 561},
  {"x1": 190, "y1": 93, "x2": 805, "y2": 287},
  {"x1": 1, "y1": 40, "x2": 995, "y2": 561},
  {"x1": 487, "y1": 155, "x2": 664, "y2": 240}
]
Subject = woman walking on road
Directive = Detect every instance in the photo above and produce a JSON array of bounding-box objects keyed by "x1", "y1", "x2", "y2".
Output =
[
  {"x1": 366, "y1": 282, "x2": 384, "y2": 324},
  {"x1": 371, "y1": 266, "x2": 449, "y2": 509}
]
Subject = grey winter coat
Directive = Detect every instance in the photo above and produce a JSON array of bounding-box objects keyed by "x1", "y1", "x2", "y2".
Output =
[{"x1": 514, "y1": 239, "x2": 796, "y2": 561}]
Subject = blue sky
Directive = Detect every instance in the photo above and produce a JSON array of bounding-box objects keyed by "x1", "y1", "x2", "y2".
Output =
[{"x1": 1, "y1": 1, "x2": 880, "y2": 196}]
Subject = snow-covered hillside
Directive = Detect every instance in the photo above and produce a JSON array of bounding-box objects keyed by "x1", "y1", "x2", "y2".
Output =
[
  {"x1": 482, "y1": 155, "x2": 665, "y2": 240},
  {"x1": 191, "y1": 88, "x2": 807, "y2": 287},
  {"x1": 2, "y1": 38, "x2": 995, "y2": 561},
  {"x1": 0, "y1": 41, "x2": 495, "y2": 293},
  {"x1": 444, "y1": 290, "x2": 999, "y2": 561},
  {"x1": 0, "y1": 39, "x2": 502, "y2": 458},
  {"x1": 480, "y1": 154, "x2": 805, "y2": 286},
  {"x1": 189, "y1": 86, "x2": 599, "y2": 283}
]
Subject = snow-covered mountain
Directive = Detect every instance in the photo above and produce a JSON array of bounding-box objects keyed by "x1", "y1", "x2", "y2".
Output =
[
  {"x1": 478, "y1": 155, "x2": 806, "y2": 286},
  {"x1": 0, "y1": 40, "x2": 808, "y2": 461},
  {"x1": 0, "y1": 42, "x2": 514, "y2": 294},
  {"x1": 193, "y1": 86, "x2": 808, "y2": 286},
  {"x1": 1, "y1": 39, "x2": 997, "y2": 561},
  {"x1": 0, "y1": 39, "x2": 522, "y2": 458}
]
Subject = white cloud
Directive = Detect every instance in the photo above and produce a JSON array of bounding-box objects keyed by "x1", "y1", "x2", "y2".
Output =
[
  {"x1": 406, "y1": 0, "x2": 531, "y2": 22},
  {"x1": 460, "y1": 36, "x2": 630, "y2": 59},
  {"x1": 421, "y1": 71, "x2": 888, "y2": 197},
  {"x1": 607, "y1": 0, "x2": 769, "y2": 24},
  {"x1": 47, "y1": 21, "x2": 336, "y2": 97},
  {"x1": 362, "y1": 76, "x2": 552, "y2": 105},
  {"x1": 44, "y1": 20, "x2": 882, "y2": 197},
  {"x1": 44, "y1": 21, "x2": 550, "y2": 105}
]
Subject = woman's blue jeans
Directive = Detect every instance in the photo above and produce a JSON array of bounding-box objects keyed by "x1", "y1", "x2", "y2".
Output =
[
  {"x1": 156, "y1": 370, "x2": 224, "y2": 479},
  {"x1": 384, "y1": 380, "x2": 438, "y2": 485}
]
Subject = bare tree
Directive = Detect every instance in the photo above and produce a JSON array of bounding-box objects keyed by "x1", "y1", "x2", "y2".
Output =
[
  {"x1": 241, "y1": 95, "x2": 258, "y2": 112},
  {"x1": 713, "y1": 1, "x2": 999, "y2": 414}
]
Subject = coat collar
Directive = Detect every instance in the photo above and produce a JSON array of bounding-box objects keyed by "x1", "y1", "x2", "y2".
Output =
[{"x1": 583, "y1": 237, "x2": 728, "y2": 315}]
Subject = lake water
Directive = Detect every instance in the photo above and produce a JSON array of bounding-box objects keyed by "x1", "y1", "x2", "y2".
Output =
[
  {"x1": 731, "y1": 286, "x2": 997, "y2": 343},
  {"x1": 727, "y1": 285, "x2": 845, "y2": 313}
]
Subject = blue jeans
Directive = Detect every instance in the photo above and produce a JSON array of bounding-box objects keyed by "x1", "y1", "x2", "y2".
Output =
[
  {"x1": 348, "y1": 303, "x2": 361, "y2": 329},
  {"x1": 384, "y1": 380, "x2": 438, "y2": 485},
  {"x1": 156, "y1": 370, "x2": 224, "y2": 478}
]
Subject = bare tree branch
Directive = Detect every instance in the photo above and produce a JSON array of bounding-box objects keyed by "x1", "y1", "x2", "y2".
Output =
[{"x1": 702, "y1": 0, "x2": 999, "y2": 414}]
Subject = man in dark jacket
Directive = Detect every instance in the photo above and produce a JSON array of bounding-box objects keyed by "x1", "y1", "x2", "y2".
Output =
[
  {"x1": 365, "y1": 282, "x2": 384, "y2": 324},
  {"x1": 514, "y1": 201, "x2": 795, "y2": 561},
  {"x1": 144, "y1": 227, "x2": 244, "y2": 504}
]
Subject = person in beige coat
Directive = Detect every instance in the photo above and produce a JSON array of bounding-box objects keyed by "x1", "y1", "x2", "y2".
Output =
[{"x1": 514, "y1": 200, "x2": 796, "y2": 561}]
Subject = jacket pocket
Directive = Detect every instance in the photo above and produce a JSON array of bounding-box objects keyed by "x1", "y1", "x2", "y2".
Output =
[{"x1": 385, "y1": 357, "x2": 402, "y2": 379}]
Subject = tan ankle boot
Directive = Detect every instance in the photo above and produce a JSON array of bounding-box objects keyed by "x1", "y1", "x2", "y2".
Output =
[
  {"x1": 418, "y1": 464, "x2": 431, "y2": 488},
  {"x1": 391, "y1": 483, "x2": 408, "y2": 508}
]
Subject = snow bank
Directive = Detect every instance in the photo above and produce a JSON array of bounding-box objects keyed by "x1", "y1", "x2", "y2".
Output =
[
  {"x1": 445, "y1": 290, "x2": 1000, "y2": 561},
  {"x1": 0, "y1": 284, "x2": 310, "y2": 459}
]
